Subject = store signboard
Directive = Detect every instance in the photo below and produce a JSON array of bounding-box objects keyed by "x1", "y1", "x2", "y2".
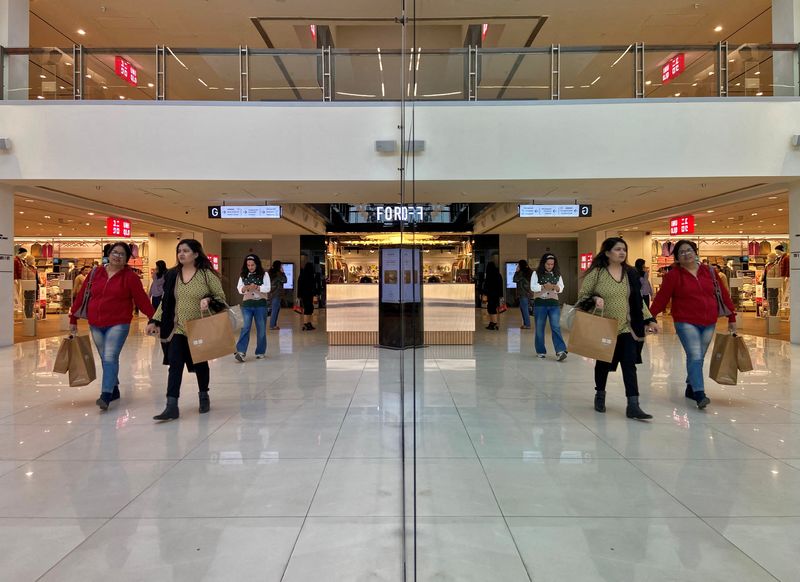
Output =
[
  {"x1": 580, "y1": 253, "x2": 593, "y2": 271},
  {"x1": 208, "y1": 254, "x2": 220, "y2": 271},
  {"x1": 114, "y1": 56, "x2": 138, "y2": 86},
  {"x1": 669, "y1": 215, "x2": 695, "y2": 236},
  {"x1": 661, "y1": 53, "x2": 685, "y2": 84},
  {"x1": 106, "y1": 217, "x2": 132, "y2": 238},
  {"x1": 519, "y1": 204, "x2": 592, "y2": 218},
  {"x1": 207, "y1": 205, "x2": 282, "y2": 219},
  {"x1": 375, "y1": 205, "x2": 425, "y2": 223}
]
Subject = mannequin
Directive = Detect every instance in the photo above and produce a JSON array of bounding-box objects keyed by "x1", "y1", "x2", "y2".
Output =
[
  {"x1": 13, "y1": 248, "x2": 27, "y2": 312},
  {"x1": 775, "y1": 244, "x2": 790, "y2": 312},
  {"x1": 764, "y1": 252, "x2": 780, "y2": 316}
]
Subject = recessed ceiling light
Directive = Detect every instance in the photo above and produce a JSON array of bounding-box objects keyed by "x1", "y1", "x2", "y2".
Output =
[
  {"x1": 708, "y1": 71, "x2": 715, "y2": 76},
  {"x1": 778, "y1": 208, "x2": 784, "y2": 211},
  {"x1": 714, "y1": 25, "x2": 723, "y2": 32},
  {"x1": 77, "y1": 29, "x2": 86, "y2": 35},
  {"x1": 739, "y1": 230, "x2": 743, "y2": 233},
  {"x1": 645, "y1": 80, "x2": 652, "y2": 86},
  {"x1": 87, "y1": 212, "x2": 95, "y2": 216},
  {"x1": 773, "y1": 223, "x2": 777, "y2": 226},
  {"x1": 39, "y1": 74, "x2": 46, "y2": 79},
  {"x1": 44, "y1": 215, "x2": 51, "y2": 219},
  {"x1": 711, "y1": 220, "x2": 716, "y2": 223},
  {"x1": 729, "y1": 59, "x2": 735, "y2": 63},
  {"x1": 692, "y1": 83, "x2": 698, "y2": 87},
  {"x1": 706, "y1": 210, "x2": 714, "y2": 213},
  {"x1": 674, "y1": 92, "x2": 681, "y2": 97},
  {"x1": 85, "y1": 74, "x2": 92, "y2": 79},
  {"x1": 751, "y1": 213, "x2": 758, "y2": 216},
  {"x1": 755, "y1": 71, "x2": 761, "y2": 75},
  {"x1": 768, "y1": 196, "x2": 777, "y2": 199},
  {"x1": 147, "y1": 82, "x2": 155, "y2": 88},
  {"x1": 36, "y1": 95, "x2": 44, "y2": 100},
  {"x1": 18, "y1": 211, "x2": 23, "y2": 214},
  {"x1": 25, "y1": 199, "x2": 33, "y2": 202}
]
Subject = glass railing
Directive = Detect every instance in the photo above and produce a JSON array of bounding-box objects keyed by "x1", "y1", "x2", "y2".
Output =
[{"x1": 2, "y1": 43, "x2": 797, "y2": 102}]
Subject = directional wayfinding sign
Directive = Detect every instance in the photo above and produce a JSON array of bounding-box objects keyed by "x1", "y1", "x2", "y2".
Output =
[
  {"x1": 519, "y1": 204, "x2": 592, "y2": 218},
  {"x1": 208, "y1": 205, "x2": 282, "y2": 219}
]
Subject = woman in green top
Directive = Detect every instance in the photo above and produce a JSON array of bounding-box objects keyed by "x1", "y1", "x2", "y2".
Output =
[
  {"x1": 146, "y1": 239, "x2": 226, "y2": 421},
  {"x1": 577, "y1": 237, "x2": 660, "y2": 420}
]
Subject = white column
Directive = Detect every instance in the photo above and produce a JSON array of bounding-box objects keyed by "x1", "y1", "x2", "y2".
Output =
[
  {"x1": 0, "y1": 184, "x2": 13, "y2": 346},
  {"x1": 789, "y1": 183, "x2": 800, "y2": 344},
  {"x1": 772, "y1": 0, "x2": 800, "y2": 96},
  {"x1": 0, "y1": 0, "x2": 30, "y2": 100},
  {"x1": 577, "y1": 229, "x2": 606, "y2": 274}
]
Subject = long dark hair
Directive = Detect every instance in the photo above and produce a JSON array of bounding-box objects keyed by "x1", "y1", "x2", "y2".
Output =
[
  {"x1": 269, "y1": 260, "x2": 282, "y2": 277},
  {"x1": 536, "y1": 253, "x2": 561, "y2": 279},
  {"x1": 175, "y1": 238, "x2": 217, "y2": 275},
  {"x1": 240, "y1": 254, "x2": 265, "y2": 280},
  {"x1": 486, "y1": 261, "x2": 500, "y2": 278},
  {"x1": 155, "y1": 260, "x2": 167, "y2": 279},
  {"x1": 517, "y1": 259, "x2": 533, "y2": 278},
  {"x1": 584, "y1": 237, "x2": 630, "y2": 277},
  {"x1": 300, "y1": 261, "x2": 315, "y2": 279},
  {"x1": 634, "y1": 258, "x2": 647, "y2": 277}
]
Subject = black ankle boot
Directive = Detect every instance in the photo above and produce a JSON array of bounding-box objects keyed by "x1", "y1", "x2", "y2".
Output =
[
  {"x1": 594, "y1": 390, "x2": 606, "y2": 413},
  {"x1": 111, "y1": 385, "x2": 120, "y2": 402},
  {"x1": 153, "y1": 397, "x2": 179, "y2": 421},
  {"x1": 685, "y1": 384, "x2": 694, "y2": 399},
  {"x1": 694, "y1": 391, "x2": 710, "y2": 410},
  {"x1": 199, "y1": 392, "x2": 210, "y2": 414},
  {"x1": 626, "y1": 396, "x2": 653, "y2": 420}
]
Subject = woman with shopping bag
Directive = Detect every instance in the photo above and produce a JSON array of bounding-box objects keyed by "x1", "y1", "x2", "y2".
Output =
[
  {"x1": 649, "y1": 239, "x2": 737, "y2": 409},
  {"x1": 146, "y1": 239, "x2": 226, "y2": 421},
  {"x1": 577, "y1": 238, "x2": 660, "y2": 420},
  {"x1": 233, "y1": 254, "x2": 270, "y2": 362},
  {"x1": 69, "y1": 242, "x2": 155, "y2": 410}
]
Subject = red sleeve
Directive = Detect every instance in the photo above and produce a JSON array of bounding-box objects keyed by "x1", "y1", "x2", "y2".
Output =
[
  {"x1": 128, "y1": 271, "x2": 156, "y2": 319},
  {"x1": 69, "y1": 274, "x2": 90, "y2": 325},
  {"x1": 648, "y1": 269, "x2": 677, "y2": 319},
  {"x1": 717, "y1": 270, "x2": 737, "y2": 323}
]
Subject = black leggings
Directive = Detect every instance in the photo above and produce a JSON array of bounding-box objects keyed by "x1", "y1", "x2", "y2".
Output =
[
  {"x1": 166, "y1": 334, "x2": 210, "y2": 399},
  {"x1": 594, "y1": 333, "x2": 640, "y2": 397}
]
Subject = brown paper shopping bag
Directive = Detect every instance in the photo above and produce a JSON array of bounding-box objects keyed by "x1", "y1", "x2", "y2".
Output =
[
  {"x1": 185, "y1": 310, "x2": 235, "y2": 363},
  {"x1": 53, "y1": 336, "x2": 72, "y2": 375},
  {"x1": 567, "y1": 310, "x2": 618, "y2": 363},
  {"x1": 709, "y1": 333, "x2": 738, "y2": 385},
  {"x1": 734, "y1": 335, "x2": 754, "y2": 372},
  {"x1": 68, "y1": 335, "x2": 96, "y2": 387}
]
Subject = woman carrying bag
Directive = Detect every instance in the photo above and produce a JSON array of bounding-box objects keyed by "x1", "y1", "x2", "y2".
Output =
[
  {"x1": 577, "y1": 237, "x2": 660, "y2": 420},
  {"x1": 234, "y1": 254, "x2": 270, "y2": 362},
  {"x1": 531, "y1": 253, "x2": 568, "y2": 361},
  {"x1": 482, "y1": 261, "x2": 504, "y2": 330},
  {"x1": 69, "y1": 242, "x2": 155, "y2": 410},
  {"x1": 649, "y1": 239, "x2": 737, "y2": 409},
  {"x1": 146, "y1": 239, "x2": 226, "y2": 421}
]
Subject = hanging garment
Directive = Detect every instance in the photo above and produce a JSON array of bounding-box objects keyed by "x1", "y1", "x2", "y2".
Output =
[
  {"x1": 652, "y1": 239, "x2": 661, "y2": 256},
  {"x1": 661, "y1": 241, "x2": 675, "y2": 257},
  {"x1": 759, "y1": 240, "x2": 772, "y2": 255},
  {"x1": 41, "y1": 243, "x2": 54, "y2": 259},
  {"x1": 130, "y1": 243, "x2": 139, "y2": 258},
  {"x1": 747, "y1": 241, "x2": 760, "y2": 256},
  {"x1": 30, "y1": 243, "x2": 42, "y2": 258}
]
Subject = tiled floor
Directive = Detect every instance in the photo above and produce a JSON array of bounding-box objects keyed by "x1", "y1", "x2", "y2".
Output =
[{"x1": 2, "y1": 311, "x2": 798, "y2": 581}]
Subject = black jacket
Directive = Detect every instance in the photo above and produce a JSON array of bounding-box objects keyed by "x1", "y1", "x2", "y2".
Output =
[{"x1": 482, "y1": 271, "x2": 503, "y2": 299}]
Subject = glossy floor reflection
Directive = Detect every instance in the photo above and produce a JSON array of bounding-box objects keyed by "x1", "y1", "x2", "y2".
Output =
[{"x1": 2, "y1": 313, "x2": 799, "y2": 581}]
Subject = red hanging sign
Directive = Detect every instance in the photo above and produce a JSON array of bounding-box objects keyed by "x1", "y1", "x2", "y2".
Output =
[
  {"x1": 661, "y1": 53, "x2": 685, "y2": 85},
  {"x1": 114, "y1": 56, "x2": 138, "y2": 87},
  {"x1": 106, "y1": 217, "x2": 132, "y2": 238},
  {"x1": 208, "y1": 254, "x2": 220, "y2": 271},
  {"x1": 579, "y1": 253, "x2": 593, "y2": 272},
  {"x1": 669, "y1": 215, "x2": 695, "y2": 236}
]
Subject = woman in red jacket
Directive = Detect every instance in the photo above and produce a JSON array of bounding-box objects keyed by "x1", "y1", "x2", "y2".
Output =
[
  {"x1": 649, "y1": 240, "x2": 736, "y2": 409},
  {"x1": 70, "y1": 242, "x2": 155, "y2": 410}
]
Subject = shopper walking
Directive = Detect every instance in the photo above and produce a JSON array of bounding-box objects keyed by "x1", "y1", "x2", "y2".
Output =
[
  {"x1": 531, "y1": 253, "x2": 567, "y2": 361},
  {"x1": 482, "y1": 261, "x2": 503, "y2": 330},
  {"x1": 268, "y1": 260, "x2": 287, "y2": 330},
  {"x1": 73, "y1": 266, "x2": 91, "y2": 294},
  {"x1": 635, "y1": 259, "x2": 653, "y2": 307},
  {"x1": 577, "y1": 237, "x2": 660, "y2": 420},
  {"x1": 649, "y1": 239, "x2": 737, "y2": 409},
  {"x1": 146, "y1": 239, "x2": 226, "y2": 421},
  {"x1": 69, "y1": 242, "x2": 155, "y2": 411},
  {"x1": 234, "y1": 254, "x2": 270, "y2": 362},
  {"x1": 513, "y1": 260, "x2": 534, "y2": 330},
  {"x1": 297, "y1": 262, "x2": 319, "y2": 331},
  {"x1": 149, "y1": 260, "x2": 168, "y2": 311}
]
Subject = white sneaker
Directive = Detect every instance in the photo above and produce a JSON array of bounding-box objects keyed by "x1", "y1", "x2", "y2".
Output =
[
  {"x1": 536, "y1": 354, "x2": 546, "y2": 359},
  {"x1": 557, "y1": 351, "x2": 568, "y2": 362},
  {"x1": 255, "y1": 354, "x2": 265, "y2": 359},
  {"x1": 234, "y1": 352, "x2": 245, "y2": 363}
]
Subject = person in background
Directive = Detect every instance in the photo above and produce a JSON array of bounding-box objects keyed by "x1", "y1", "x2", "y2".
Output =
[
  {"x1": 234, "y1": 254, "x2": 270, "y2": 362},
  {"x1": 513, "y1": 259, "x2": 534, "y2": 330},
  {"x1": 146, "y1": 239, "x2": 226, "y2": 421},
  {"x1": 73, "y1": 266, "x2": 91, "y2": 295},
  {"x1": 577, "y1": 237, "x2": 660, "y2": 420},
  {"x1": 482, "y1": 261, "x2": 503, "y2": 330},
  {"x1": 70, "y1": 242, "x2": 155, "y2": 411},
  {"x1": 531, "y1": 253, "x2": 567, "y2": 361},
  {"x1": 634, "y1": 259, "x2": 653, "y2": 307},
  {"x1": 714, "y1": 263, "x2": 730, "y2": 292},
  {"x1": 268, "y1": 260, "x2": 287, "y2": 330},
  {"x1": 649, "y1": 240, "x2": 737, "y2": 410},
  {"x1": 297, "y1": 262, "x2": 319, "y2": 331},
  {"x1": 149, "y1": 260, "x2": 168, "y2": 311}
]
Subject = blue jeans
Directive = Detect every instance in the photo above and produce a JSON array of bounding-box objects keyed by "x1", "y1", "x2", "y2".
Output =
[
  {"x1": 534, "y1": 305, "x2": 567, "y2": 355},
  {"x1": 89, "y1": 324, "x2": 130, "y2": 393},
  {"x1": 519, "y1": 296, "x2": 531, "y2": 327},
  {"x1": 236, "y1": 305, "x2": 267, "y2": 356},
  {"x1": 269, "y1": 295, "x2": 282, "y2": 328},
  {"x1": 674, "y1": 322, "x2": 716, "y2": 392}
]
